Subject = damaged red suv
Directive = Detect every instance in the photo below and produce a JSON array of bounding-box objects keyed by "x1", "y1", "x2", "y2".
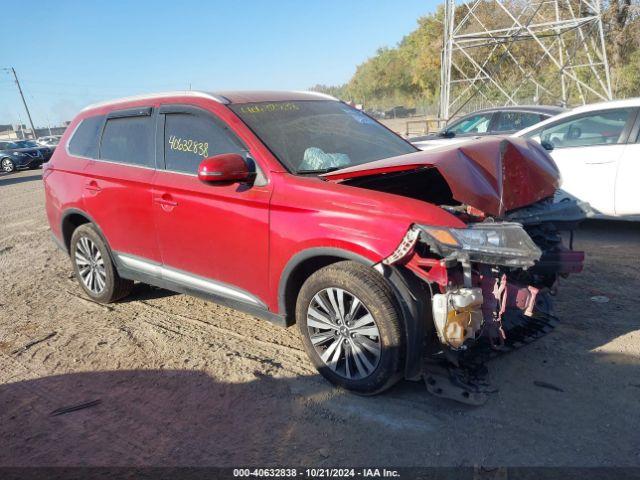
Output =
[{"x1": 44, "y1": 91, "x2": 584, "y2": 403}]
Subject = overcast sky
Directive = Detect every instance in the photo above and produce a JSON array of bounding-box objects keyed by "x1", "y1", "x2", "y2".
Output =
[{"x1": 0, "y1": 0, "x2": 440, "y2": 127}]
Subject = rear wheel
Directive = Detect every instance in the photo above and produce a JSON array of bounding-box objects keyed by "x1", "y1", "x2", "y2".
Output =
[
  {"x1": 1, "y1": 157, "x2": 15, "y2": 173},
  {"x1": 296, "y1": 261, "x2": 404, "y2": 395},
  {"x1": 70, "y1": 224, "x2": 133, "y2": 303}
]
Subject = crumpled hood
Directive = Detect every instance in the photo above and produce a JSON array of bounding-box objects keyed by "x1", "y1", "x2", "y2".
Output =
[{"x1": 322, "y1": 137, "x2": 560, "y2": 217}]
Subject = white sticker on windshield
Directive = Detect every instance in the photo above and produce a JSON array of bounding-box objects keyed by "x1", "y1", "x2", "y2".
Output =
[{"x1": 340, "y1": 105, "x2": 375, "y2": 125}]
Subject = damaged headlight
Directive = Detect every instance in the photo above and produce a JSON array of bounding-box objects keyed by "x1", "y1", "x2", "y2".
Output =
[{"x1": 417, "y1": 222, "x2": 542, "y2": 268}]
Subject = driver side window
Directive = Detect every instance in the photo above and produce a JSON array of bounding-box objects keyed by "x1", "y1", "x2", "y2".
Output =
[
  {"x1": 533, "y1": 108, "x2": 632, "y2": 149},
  {"x1": 164, "y1": 113, "x2": 244, "y2": 174},
  {"x1": 448, "y1": 113, "x2": 493, "y2": 135}
]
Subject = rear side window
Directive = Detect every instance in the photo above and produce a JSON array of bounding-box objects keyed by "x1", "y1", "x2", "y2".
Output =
[
  {"x1": 164, "y1": 113, "x2": 244, "y2": 174},
  {"x1": 493, "y1": 112, "x2": 542, "y2": 132},
  {"x1": 530, "y1": 108, "x2": 633, "y2": 149},
  {"x1": 68, "y1": 115, "x2": 104, "y2": 158},
  {"x1": 100, "y1": 116, "x2": 154, "y2": 167}
]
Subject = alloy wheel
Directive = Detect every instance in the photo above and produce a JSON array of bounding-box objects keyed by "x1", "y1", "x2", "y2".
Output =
[
  {"x1": 1, "y1": 158, "x2": 14, "y2": 172},
  {"x1": 75, "y1": 236, "x2": 107, "y2": 294},
  {"x1": 307, "y1": 287, "x2": 381, "y2": 380}
]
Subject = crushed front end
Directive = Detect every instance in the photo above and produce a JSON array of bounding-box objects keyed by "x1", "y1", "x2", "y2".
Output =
[
  {"x1": 383, "y1": 202, "x2": 585, "y2": 404},
  {"x1": 324, "y1": 137, "x2": 586, "y2": 404}
]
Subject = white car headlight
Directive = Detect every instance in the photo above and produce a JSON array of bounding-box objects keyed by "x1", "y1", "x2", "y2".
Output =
[{"x1": 417, "y1": 222, "x2": 542, "y2": 268}]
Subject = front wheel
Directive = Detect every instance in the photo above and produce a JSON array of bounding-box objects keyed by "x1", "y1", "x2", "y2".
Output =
[
  {"x1": 1, "y1": 157, "x2": 15, "y2": 173},
  {"x1": 296, "y1": 261, "x2": 404, "y2": 395}
]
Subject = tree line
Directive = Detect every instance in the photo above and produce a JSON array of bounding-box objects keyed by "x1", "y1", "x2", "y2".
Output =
[{"x1": 312, "y1": 1, "x2": 639, "y2": 111}]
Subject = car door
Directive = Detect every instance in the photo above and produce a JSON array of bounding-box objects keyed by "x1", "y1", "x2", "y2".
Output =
[
  {"x1": 525, "y1": 107, "x2": 636, "y2": 216},
  {"x1": 615, "y1": 111, "x2": 640, "y2": 216},
  {"x1": 152, "y1": 104, "x2": 271, "y2": 308},
  {"x1": 82, "y1": 107, "x2": 161, "y2": 262}
]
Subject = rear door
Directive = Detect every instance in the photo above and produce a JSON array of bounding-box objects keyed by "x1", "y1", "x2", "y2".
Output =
[
  {"x1": 82, "y1": 107, "x2": 160, "y2": 262},
  {"x1": 152, "y1": 104, "x2": 271, "y2": 307},
  {"x1": 615, "y1": 110, "x2": 640, "y2": 216},
  {"x1": 526, "y1": 107, "x2": 636, "y2": 216}
]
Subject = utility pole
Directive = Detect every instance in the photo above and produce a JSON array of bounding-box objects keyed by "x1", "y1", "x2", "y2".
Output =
[
  {"x1": 439, "y1": 0, "x2": 455, "y2": 122},
  {"x1": 3, "y1": 67, "x2": 37, "y2": 138}
]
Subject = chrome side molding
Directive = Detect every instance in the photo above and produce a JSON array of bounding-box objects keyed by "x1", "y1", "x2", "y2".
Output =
[{"x1": 115, "y1": 253, "x2": 265, "y2": 308}]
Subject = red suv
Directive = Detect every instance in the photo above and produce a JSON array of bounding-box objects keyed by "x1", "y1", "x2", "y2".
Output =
[{"x1": 44, "y1": 91, "x2": 584, "y2": 403}]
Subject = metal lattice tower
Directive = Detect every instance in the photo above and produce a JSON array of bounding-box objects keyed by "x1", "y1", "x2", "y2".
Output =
[{"x1": 439, "y1": 0, "x2": 612, "y2": 120}]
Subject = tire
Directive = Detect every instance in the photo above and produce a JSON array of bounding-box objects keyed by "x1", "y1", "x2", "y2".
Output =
[
  {"x1": 1, "y1": 157, "x2": 15, "y2": 173},
  {"x1": 296, "y1": 261, "x2": 404, "y2": 395},
  {"x1": 70, "y1": 223, "x2": 133, "y2": 303}
]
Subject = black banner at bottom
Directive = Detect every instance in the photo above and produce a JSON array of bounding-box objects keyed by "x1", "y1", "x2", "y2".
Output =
[{"x1": 0, "y1": 467, "x2": 639, "y2": 480}]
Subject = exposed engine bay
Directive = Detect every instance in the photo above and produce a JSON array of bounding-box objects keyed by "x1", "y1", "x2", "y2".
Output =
[{"x1": 324, "y1": 137, "x2": 587, "y2": 404}]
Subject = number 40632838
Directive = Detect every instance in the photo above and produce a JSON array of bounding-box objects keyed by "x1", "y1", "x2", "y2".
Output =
[{"x1": 168, "y1": 135, "x2": 209, "y2": 157}]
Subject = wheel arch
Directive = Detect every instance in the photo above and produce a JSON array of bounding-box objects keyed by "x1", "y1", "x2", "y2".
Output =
[
  {"x1": 278, "y1": 248, "x2": 376, "y2": 327},
  {"x1": 60, "y1": 208, "x2": 108, "y2": 254}
]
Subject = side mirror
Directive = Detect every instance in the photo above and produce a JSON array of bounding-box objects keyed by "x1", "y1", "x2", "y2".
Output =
[
  {"x1": 198, "y1": 153, "x2": 252, "y2": 184},
  {"x1": 541, "y1": 140, "x2": 555, "y2": 151},
  {"x1": 440, "y1": 129, "x2": 455, "y2": 138}
]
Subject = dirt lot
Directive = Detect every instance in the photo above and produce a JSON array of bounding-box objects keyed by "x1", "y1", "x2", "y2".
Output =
[{"x1": 0, "y1": 168, "x2": 639, "y2": 467}]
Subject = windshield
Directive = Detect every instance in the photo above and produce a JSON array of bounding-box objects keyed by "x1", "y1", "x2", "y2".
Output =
[
  {"x1": 0, "y1": 141, "x2": 19, "y2": 150},
  {"x1": 229, "y1": 100, "x2": 416, "y2": 173},
  {"x1": 14, "y1": 140, "x2": 38, "y2": 148}
]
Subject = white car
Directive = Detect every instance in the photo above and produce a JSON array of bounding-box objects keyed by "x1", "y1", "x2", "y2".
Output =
[
  {"x1": 514, "y1": 98, "x2": 640, "y2": 220},
  {"x1": 36, "y1": 135, "x2": 62, "y2": 147}
]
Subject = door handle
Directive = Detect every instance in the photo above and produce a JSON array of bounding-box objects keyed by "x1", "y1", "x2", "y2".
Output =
[
  {"x1": 84, "y1": 180, "x2": 101, "y2": 194},
  {"x1": 154, "y1": 193, "x2": 178, "y2": 209},
  {"x1": 584, "y1": 160, "x2": 616, "y2": 165}
]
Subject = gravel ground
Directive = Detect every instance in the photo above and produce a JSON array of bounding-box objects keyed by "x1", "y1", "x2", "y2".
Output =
[{"x1": 0, "y1": 168, "x2": 639, "y2": 467}]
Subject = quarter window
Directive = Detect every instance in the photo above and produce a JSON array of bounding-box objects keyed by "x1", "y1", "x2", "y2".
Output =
[
  {"x1": 100, "y1": 115, "x2": 154, "y2": 167},
  {"x1": 163, "y1": 113, "x2": 244, "y2": 174},
  {"x1": 68, "y1": 115, "x2": 104, "y2": 158},
  {"x1": 531, "y1": 109, "x2": 632, "y2": 149}
]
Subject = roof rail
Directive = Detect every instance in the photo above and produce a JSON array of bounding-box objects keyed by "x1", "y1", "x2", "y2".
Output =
[{"x1": 81, "y1": 91, "x2": 228, "y2": 112}]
